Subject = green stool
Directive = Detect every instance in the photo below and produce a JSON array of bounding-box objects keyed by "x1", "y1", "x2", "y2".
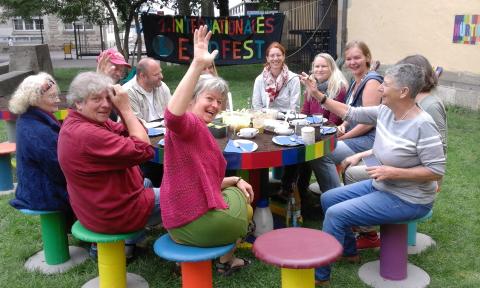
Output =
[
  {"x1": 71, "y1": 221, "x2": 148, "y2": 288},
  {"x1": 19, "y1": 209, "x2": 89, "y2": 274}
]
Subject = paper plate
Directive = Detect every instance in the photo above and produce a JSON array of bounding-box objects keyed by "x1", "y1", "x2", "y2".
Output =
[
  {"x1": 145, "y1": 121, "x2": 163, "y2": 129},
  {"x1": 272, "y1": 135, "x2": 304, "y2": 146},
  {"x1": 320, "y1": 126, "x2": 337, "y2": 135}
]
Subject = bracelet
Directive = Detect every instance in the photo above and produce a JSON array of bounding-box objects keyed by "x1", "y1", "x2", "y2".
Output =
[
  {"x1": 235, "y1": 177, "x2": 243, "y2": 185},
  {"x1": 320, "y1": 93, "x2": 328, "y2": 104}
]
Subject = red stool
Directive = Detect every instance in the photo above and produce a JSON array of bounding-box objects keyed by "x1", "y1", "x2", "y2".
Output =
[{"x1": 253, "y1": 227, "x2": 342, "y2": 288}]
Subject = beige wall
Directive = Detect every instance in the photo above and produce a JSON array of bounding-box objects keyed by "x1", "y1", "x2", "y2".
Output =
[{"x1": 347, "y1": 0, "x2": 480, "y2": 74}]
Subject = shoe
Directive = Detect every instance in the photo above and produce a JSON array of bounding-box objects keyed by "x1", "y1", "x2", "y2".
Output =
[
  {"x1": 340, "y1": 254, "x2": 361, "y2": 264},
  {"x1": 315, "y1": 279, "x2": 330, "y2": 286},
  {"x1": 356, "y1": 232, "x2": 380, "y2": 249},
  {"x1": 215, "y1": 257, "x2": 251, "y2": 276}
]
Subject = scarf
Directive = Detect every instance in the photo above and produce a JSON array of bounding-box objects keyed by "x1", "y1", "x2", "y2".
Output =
[{"x1": 263, "y1": 65, "x2": 289, "y2": 102}]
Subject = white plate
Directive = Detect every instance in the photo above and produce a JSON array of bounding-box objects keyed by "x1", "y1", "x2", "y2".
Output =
[
  {"x1": 225, "y1": 139, "x2": 258, "y2": 153},
  {"x1": 278, "y1": 112, "x2": 307, "y2": 120},
  {"x1": 272, "y1": 135, "x2": 304, "y2": 146},
  {"x1": 289, "y1": 119, "x2": 310, "y2": 126},
  {"x1": 145, "y1": 121, "x2": 162, "y2": 129}
]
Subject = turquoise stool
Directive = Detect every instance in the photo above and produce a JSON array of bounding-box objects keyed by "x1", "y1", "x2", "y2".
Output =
[
  {"x1": 153, "y1": 234, "x2": 235, "y2": 288},
  {"x1": 408, "y1": 210, "x2": 435, "y2": 254},
  {"x1": 71, "y1": 221, "x2": 148, "y2": 288},
  {"x1": 358, "y1": 212, "x2": 433, "y2": 288},
  {"x1": 19, "y1": 209, "x2": 88, "y2": 274}
]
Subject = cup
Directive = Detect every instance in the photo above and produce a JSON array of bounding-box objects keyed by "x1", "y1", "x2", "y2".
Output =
[
  {"x1": 274, "y1": 125, "x2": 293, "y2": 135},
  {"x1": 237, "y1": 128, "x2": 259, "y2": 139},
  {"x1": 252, "y1": 116, "x2": 265, "y2": 134},
  {"x1": 301, "y1": 126, "x2": 315, "y2": 145}
]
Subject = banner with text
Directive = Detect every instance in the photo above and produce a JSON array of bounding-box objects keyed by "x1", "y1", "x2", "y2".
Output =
[{"x1": 141, "y1": 13, "x2": 285, "y2": 65}]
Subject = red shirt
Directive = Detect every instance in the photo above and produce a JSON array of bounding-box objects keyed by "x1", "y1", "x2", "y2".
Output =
[
  {"x1": 161, "y1": 109, "x2": 228, "y2": 229},
  {"x1": 58, "y1": 110, "x2": 155, "y2": 233},
  {"x1": 301, "y1": 86, "x2": 347, "y2": 126}
]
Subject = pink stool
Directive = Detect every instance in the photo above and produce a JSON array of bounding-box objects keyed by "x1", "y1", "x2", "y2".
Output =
[
  {"x1": 253, "y1": 228, "x2": 342, "y2": 288},
  {"x1": 358, "y1": 217, "x2": 431, "y2": 287}
]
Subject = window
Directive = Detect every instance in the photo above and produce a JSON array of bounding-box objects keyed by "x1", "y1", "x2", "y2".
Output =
[
  {"x1": 64, "y1": 22, "x2": 94, "y2": 31},
  {"x1": 12, "y1": 17, "x2": 43, "y2": 31}
]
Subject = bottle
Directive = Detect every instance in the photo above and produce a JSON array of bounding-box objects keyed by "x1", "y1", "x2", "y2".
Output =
[
  {"x1": 253, "y1": 198, "x2": 274, "y2": 237},
  {"x1": 286, "y1": 183, "x2": 303, "y2": 227}
]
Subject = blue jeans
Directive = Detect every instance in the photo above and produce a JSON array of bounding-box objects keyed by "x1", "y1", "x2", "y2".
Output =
[
  {"x1": 315, "y1": 180, "x2": 432, "y2": 281},
  {"x1": 311, "y1": 135, "x2": 374, "y2": 193}
]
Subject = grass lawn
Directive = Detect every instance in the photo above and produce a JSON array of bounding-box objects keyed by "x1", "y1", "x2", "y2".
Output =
[{"x1": 1, "y1": 66, "x2": 479, "y2": 287}]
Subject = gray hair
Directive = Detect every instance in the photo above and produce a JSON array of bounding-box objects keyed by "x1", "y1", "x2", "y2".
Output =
[
  {"x1": 136, "y1": 57, "x2": 159, "y2": 76},
  {"x1": 192, "y1": 74, "x2": 229, "y2": 101},
  {"x1": 385, "y1": 64, "x2": 425, "y2": 99},
  {"x1": 67, "y1": 72, "x2": 113, "y2": 106},
  {"x1": 8, "y1": 72, "x2": 58, "y2": 114}
]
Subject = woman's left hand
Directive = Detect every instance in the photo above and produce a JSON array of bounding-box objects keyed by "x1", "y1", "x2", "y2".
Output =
[
  {"x1": 366, "y1": 165, "x2": 397, "y2": 181},
  {"x1": 236, "y1": 179, "x2": 254, "y2": 204}
]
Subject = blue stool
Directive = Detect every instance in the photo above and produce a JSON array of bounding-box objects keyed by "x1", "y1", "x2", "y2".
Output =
[
  {"x1": 153, "y1": 234, "x2": 235, "y2": 288},
  {"x1": 408, "y1": 210, "x2": 435, "y2": 255},
  {"x1": 18, "y1": 209, "x2": 88, "y2": 274}
]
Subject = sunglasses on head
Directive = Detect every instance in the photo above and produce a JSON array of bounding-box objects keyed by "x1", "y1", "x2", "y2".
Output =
[{"x1": 40, "y1": 79, "x2": 56, "y2": 95}]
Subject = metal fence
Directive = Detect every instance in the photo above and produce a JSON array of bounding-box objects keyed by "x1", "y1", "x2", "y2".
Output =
[{"x1": 280, "y1": 0, "x2": 338, "y2": 74}]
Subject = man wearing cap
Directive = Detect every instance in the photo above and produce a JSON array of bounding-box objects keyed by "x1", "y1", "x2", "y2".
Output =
[
  {"x1": 96, "y1": 48, "x2": 132, "y2": 84},
  {"x1": 124, "y1": 57, "x2": 171, "y2": 122}
]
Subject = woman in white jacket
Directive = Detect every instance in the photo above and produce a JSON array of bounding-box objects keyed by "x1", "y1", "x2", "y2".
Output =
[{"x1": 252, "y1": 42, "x2": 300, "y2": 112}]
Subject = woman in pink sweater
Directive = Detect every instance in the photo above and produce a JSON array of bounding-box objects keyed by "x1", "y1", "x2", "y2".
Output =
[{"x1": 160, "y1": 26, "x2": 254, "y2": 275}]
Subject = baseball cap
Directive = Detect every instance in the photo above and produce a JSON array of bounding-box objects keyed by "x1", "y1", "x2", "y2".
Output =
[{"x1": 97, "y1": 48, "x2": 132, "y2": 68}]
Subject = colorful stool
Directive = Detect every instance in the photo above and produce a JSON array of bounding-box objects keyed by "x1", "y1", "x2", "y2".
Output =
[
  {"x1": 19, "y1": 209, "x2": 88, "y2": 274},
  {"x1": 253, "y1": 227, "x2": 342, "y2": 288},
  {"x1": 408, "y1": 210, "x2": 435, "y2": 255},
  {"x1": 153, "y1": 234, "x2": 235, "y2": 288},
  {"x1": 358, "y1": 212, "x2": 433, "y2": 287},
  {"x1": 0, "y1": 142, "x2": 16, "y2": 193},
  {"x1": 71, "y1": 221, "x2": 148, "y2": 288}
]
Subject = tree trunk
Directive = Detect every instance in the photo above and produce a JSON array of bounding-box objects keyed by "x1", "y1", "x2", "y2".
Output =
[
  {"x1": 217, "y1": 0, "x2": 229, "y2": 17},
  {"x1": 178, "y1": 0, "x2": 191, "y2": 15},
  {"x1": 134, "y1": 14, "x2": 143, "y2": 65},
  {"x1": 201, "y1": 0, "x2": 214, "y2": 17}
]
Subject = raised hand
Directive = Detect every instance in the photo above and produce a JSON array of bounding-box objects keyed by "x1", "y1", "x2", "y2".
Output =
[{"x1": 193, "y1": 25, "x2": 218, "y2": 69}]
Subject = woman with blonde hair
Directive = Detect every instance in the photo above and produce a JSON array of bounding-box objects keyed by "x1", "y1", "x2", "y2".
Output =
[
  {"x1": 302, "y1": 53, "x2": 349, "y2": 125},
  {"x1": 9, "y1": 72, "x2": 73, "y2": 218}
]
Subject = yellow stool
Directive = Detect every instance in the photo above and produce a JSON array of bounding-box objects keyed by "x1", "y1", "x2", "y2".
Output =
[{"x1": 71, "y1": 221, "x2": 148, "y2": 288}]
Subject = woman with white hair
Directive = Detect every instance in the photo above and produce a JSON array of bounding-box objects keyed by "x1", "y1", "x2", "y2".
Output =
[
  {"x1": 300, "y1": 63, "x2": 446, "y2": 284},
  {"x1": 9, "y1": 73, "x2": 73, "y2": 217},
  {"x1": 161, "y1": 26, "x2": 254, "y2": 276}
]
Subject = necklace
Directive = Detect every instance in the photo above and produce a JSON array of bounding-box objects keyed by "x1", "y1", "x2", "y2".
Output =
[{"x1": 399, "y1": 104, "x2": 417, "y2": 120}]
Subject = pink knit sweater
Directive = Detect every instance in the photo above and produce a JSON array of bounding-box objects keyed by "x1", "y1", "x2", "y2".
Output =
[{"x1": 160, "y1": 108, "x2": 228, "y2": 229}]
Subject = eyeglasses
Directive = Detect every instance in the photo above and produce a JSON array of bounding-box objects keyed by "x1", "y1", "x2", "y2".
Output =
[{"x1": 40, "y1": 79, "x2": 56, "y2": 95}]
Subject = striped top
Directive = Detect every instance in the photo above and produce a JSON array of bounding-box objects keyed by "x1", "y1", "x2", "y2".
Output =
[{"x1": 345, "y1": 104, "x2": 446, "y2": 204}]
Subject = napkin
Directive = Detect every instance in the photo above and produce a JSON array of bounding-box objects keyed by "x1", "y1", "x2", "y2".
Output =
[
  {"x1": 148, "y1": 127, "x2": 165, "y2": 137},
  {"x1": 272, "y1": 136, "x2": 304, "y2": 146},
  {"x1": 320, "y1": 126, "x2": 337, "y2": 135},
  {"x1": 224, "y1": 140, "x2": 254, "y2": 153}
]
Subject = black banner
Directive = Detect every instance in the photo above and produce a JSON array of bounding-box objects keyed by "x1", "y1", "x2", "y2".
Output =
[{"x1": 141, "y1": 13, "x2": 285, "y2": 65}]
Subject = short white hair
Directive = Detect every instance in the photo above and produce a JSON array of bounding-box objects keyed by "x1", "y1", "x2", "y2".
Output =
[
  {"x1": 8, "y1": 72, "x2": 58, "y2": 114},
  {"x1": 67, "y1": 72, "x2": 113, "y2": 106}
]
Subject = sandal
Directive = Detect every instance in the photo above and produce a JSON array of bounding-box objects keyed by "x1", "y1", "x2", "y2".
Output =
[{"x1": 215, "y1": 257, "x2": 251, "y2": 276}]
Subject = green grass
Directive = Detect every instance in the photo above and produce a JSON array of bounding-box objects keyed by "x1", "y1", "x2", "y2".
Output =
[{"x1": 1, "y1": 66, "x2": 480, "y2": 287}]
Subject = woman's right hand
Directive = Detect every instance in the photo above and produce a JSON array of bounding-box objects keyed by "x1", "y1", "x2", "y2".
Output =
[{"x1": 192, "y1": 25, "x2": 218, "y2": 70}]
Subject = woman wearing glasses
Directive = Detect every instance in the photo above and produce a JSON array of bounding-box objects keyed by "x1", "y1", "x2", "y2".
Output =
[{"x1": 8, "y1": 73, "x2": 74, "y2": 221}]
